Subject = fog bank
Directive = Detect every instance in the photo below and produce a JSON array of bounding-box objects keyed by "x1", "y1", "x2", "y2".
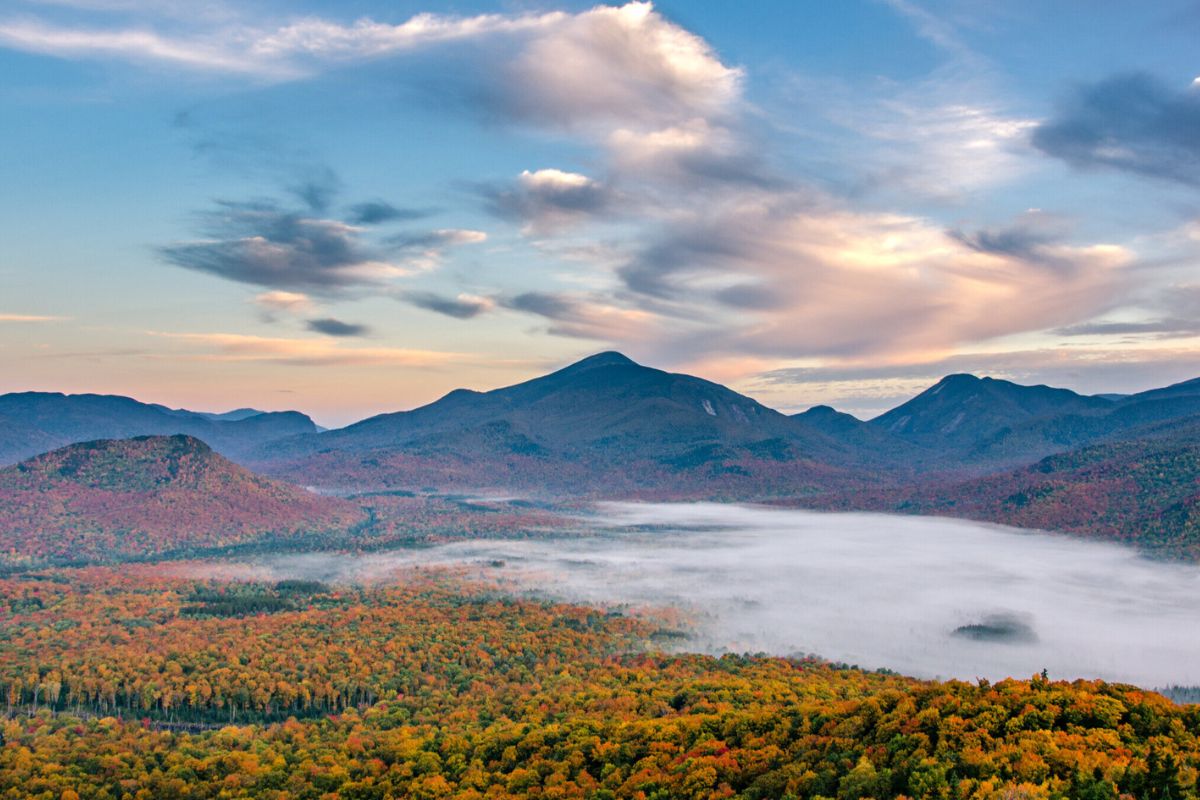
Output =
[{"x1": 202, "y1": 502, "x2": 1200, "y2": 687}]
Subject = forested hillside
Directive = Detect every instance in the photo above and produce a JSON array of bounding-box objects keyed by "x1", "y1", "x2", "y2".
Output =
[
  {"x1": 0, "y1": 435, "x2": 364, "y2": 567},
  {"x1": 2, "y1": 566, "x2": 1198, "y2": 799}
]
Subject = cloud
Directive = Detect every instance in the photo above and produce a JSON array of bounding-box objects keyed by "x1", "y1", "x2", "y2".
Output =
[
  {"x1": 1032, "y1": 73, "x2": 1200, "y2": 187},
  {"x1": 483, "y1": 169, "x2": 612, "y2": 234},
  {"x1": 947, "y1": 211, "x2": 1080, "y2": 271},
  {"x1": 501, "y1": 291, "x2": 656, "y2": 341},
  {"x1": 0, "y1": 19, "x2": 295, "y2": 76},
  {"x1": 0, "y1": 313, "x2": 65, "y2": 322},
  {"x1": 306, "y1": 318, "x2": 370, "y2": 337},
  {"x1": 401, "y1": 291, "x2": 493, "y2": 319},
  {"x1": 615, "y1": 200, "x2": 1133, "y2": 362},
  {"x1": 346, "y1": 200, "x2": 433, "y2": 225},
  {"x1": 1054, "y1": 319, "x2": 1200, "y2": 338},
  {"x1": 153, "y1": 331, "x2": 464, "y2": 367},
  {"x1": 288, "y1": 166, "x2": 341, "y2": 213},
  {"x1": 253, "y1": 290, "x2": 312, "y2": 313},
  {"x1": 384, "y1": 228, "x2": 488, "y2": 271},
  {"x1": 250, "y1": 10, "x2": 564, "y2": 62},
  {"x1": 502, "y1": 291, "x2": 577, "y2": 319},
  {"x1": 491, "y1": 3, "x2": 742, "y2": 132},
  {"x1": 160, "y1": 198, "x2": 482, "y2": 293},
  {"x1": 0, "y1": 6, "x2": 565, "y2": 78},
  {"x1": 386, "y1": 228, "x2": 487, "y2": 250},
  {"x1": 159, "y1": 200, "x2": 402, "y2": 292},
  {"x1": 1053, "y1": 284, "x2": 1200, "y2": 340}
]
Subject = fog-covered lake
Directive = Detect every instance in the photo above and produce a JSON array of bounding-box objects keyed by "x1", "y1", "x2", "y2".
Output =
[{"x1": 202, "y1": 502, "x2": 1200, "y2": 687}]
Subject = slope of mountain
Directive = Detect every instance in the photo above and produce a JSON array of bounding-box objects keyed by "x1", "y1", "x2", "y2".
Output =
[
  {"x1": 792, "y1": 405, "x2": 920, "y2": 458},
  {"x1": 959, "y1": 376, "x2": 1200, "y2": 467},
  {"x1": 900, "y1": 417, "x2": 1200, "y2": 557},
  {"x1": 0, "y1": 391, "x2": 317, "y2": 465},
  {"x1": 0, "y1": 435, "x2": 364, "y2": 567},
  {"x1": 256, "y1": 352, "x2": 878, "y2": 495},
  {"x1": 870, "y1": 374, "x2": 1112, "y2": 454}
]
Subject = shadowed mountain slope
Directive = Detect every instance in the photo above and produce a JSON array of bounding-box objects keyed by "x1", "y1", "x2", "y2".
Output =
[
  {"x1": 0, "y1": 391, "x2": 317, "y2": 465},
  {"x1": 871, "y1": 374, "x2": 1111, "y2": 450},
  {"x1": 256, "y1": 352, "x2": 882, "y2": 494}
]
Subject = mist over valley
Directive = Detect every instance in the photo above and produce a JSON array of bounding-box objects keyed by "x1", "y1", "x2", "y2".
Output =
[{"x1": 193, "y1": 501, "x2": 1200, "y2": 689}]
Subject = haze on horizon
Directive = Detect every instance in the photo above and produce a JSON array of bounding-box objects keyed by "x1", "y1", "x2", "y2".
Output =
[{"x1": 2, "y1": 1, "x2": 1199, "y2": 426}]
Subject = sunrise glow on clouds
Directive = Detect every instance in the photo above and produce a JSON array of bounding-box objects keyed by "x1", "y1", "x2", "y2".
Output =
[{"x1": 1, "y1": 1, "x2": 1198, "y2": 424}]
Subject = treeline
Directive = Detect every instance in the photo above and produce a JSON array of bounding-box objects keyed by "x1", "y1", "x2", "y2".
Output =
[{"x1": 2, "y1": 566, "x2": 1199, "y2": 799}]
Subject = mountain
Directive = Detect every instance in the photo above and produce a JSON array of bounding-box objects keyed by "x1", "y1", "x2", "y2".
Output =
[
  {"x1": 0, "y1": 391, "x2": 317, "y2": 465},
  {"x1": 0, "y1": 435, "x2": 364, "y2": 567},
  {"x1": 946, "y1": 376, "x2": 1200, "y2": 467},
  {"x1": 792, "y1": 405, "x2": 919, "y2": 458},
  {"x1": 870, "y1": 374, "x2": 1112, "y2": 457},
  {"x1": 255, "y1": 352, "x2": 876, "y2": 495},
  {"x1": 901, "y1": 417, "x2": 1200, "y2": 557}
]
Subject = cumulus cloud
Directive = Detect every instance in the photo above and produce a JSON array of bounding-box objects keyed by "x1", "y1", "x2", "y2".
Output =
[
  {"x1": 306, "y1": 317, "x2": 370, "y2": 337},
  {"x1": 1032, "y1": 73, "x2": 1200, "y2": 187},
  {"x1": 494, "y1": 3, "x2": 742, "y2": 132},
  {"x1": 401, "y1": 291, "x2": 493, "y2": 319}
]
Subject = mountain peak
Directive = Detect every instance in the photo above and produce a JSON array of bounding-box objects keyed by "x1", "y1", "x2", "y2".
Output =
[{"x1": 565, "y1": 351, "x2": 638, "y2": 370}]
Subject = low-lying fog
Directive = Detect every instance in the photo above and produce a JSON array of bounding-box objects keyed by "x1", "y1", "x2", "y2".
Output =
[{"x1": 202, "y1": 502, "x2": 1200, "y2": 687}]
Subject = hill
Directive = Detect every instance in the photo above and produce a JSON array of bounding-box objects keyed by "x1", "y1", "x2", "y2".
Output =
[
  {"x1": 0, "y1": 435, "x2": 364, "y2": 567},
  {"x1": 256, "y1": 352, "x2": 885, "y2": 496},
  {"x1": 0, "y1": 391, "x2": 317, "y2": 465},
  {"x1": 900, "y1": 417, "x2": 1200, "y2": 557}
]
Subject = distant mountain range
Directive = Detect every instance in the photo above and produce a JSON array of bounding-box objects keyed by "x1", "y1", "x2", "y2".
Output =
[
  {"x1": 0, "y1": 392, "x2": 317, "y2": 465},
  {"x1": 0, "y1": 434, "x2": 363, "y2": 567},
  {"x1": 2, "y1": 351, "x2": 1198, "y2": 559}
]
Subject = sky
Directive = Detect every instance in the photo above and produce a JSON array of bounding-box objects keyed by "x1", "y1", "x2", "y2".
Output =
[{"x1": 1, "y1": 0, "x2": 1198, "y2": 427}]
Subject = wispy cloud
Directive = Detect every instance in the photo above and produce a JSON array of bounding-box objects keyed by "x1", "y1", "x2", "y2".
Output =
[
  {"x1": 253, "y1": 290, "x2": 312, "y2": 314},
  {"x1": 152, "y1": 331, "x2": 465, "y2": 367},
  {"x1": 400, "y1": 291, "x2": 494, "y2": 320},
  {"x1": 160, "y1": 196, "x2": 484, "y2": 293},
  {"x1": 306, "y1": 318, "x2": 370, "y2": 337},
  {"x1": 1033, "y1": 72, "x2": 1200, "y2": 187},
  {"x1": 0, "y1": 313, "x2": 65, "y2": 322}
]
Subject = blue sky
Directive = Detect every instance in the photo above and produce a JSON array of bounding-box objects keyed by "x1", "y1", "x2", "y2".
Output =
[{"x1": 1, "y1": 0, "x2": 1198, "y2": 426}]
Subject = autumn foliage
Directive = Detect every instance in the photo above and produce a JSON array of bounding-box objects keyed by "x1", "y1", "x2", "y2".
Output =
[{"x1": 2, "y1": 567, "x2": 1198, "y2": 800}]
